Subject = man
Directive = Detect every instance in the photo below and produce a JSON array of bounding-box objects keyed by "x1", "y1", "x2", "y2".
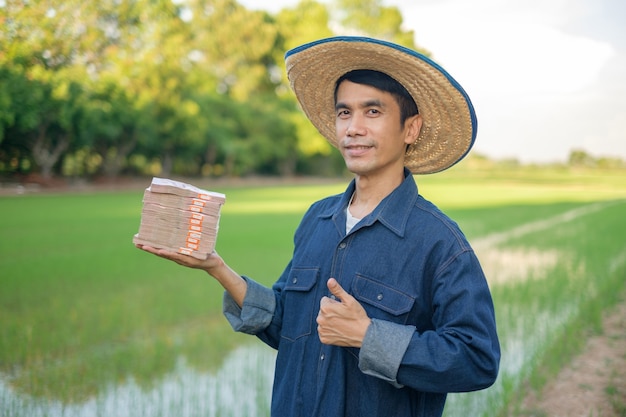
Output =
[{"x1": 137, "y1": 36, "x2": 500, "y2": 417}]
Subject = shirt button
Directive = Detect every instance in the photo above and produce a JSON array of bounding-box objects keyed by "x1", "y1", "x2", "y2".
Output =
[
  {"x1": 330, "y1": 294, "x2": 336, "y2": 300},
  {"x1": 320, "y1": 354, "x2": 325, "y2": 361},
  {"x1": 377, "y1": 293, "x2": 384, "y2": 301},
  {"x1": 292, "y1": 277, "x2": 298, "y2": 284},
  {"x1": 338, "y1": 242, "x2": 347, "y2": 249}
]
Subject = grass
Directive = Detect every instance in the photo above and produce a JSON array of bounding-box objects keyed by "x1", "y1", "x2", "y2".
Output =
[{"x1": 1, "y1": 166, "x2": 626, "y2": 416}]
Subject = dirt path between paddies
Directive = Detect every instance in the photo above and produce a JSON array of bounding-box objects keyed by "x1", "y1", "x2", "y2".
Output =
[{"x1": 517, "y1": 296, "x2": 626, "y2": 416}]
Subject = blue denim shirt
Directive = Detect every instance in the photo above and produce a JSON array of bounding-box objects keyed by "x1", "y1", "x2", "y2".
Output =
[{"x1": 223, "y1": 170, "x2": 500, "y2": 417}]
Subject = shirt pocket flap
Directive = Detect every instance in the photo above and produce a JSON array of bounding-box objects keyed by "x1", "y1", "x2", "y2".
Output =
[
  {"x1": 353, "y1": 275, "x2": 414, "y2": 316},
  {"x1": 285, "y1": 268, "x2": 318, "y2": 292}
]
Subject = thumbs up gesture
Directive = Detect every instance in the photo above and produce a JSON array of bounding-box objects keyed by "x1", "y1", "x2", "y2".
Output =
[{"x1": 317, "y1": 278, "x2": 372, "y2": 347}]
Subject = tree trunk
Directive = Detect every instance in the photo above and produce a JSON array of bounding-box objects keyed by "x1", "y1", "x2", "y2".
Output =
[
  {"x1": 161, "y1": 151, "x2": 173, "y2": 177},
  {"x1": 101, "y1": 133, "x2": 138, "y2": 178},
  {"x1": 31, "y1": 126, "x2": 70, "y2": 179}
]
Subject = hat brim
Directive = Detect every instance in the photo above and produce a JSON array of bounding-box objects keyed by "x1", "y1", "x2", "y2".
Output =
[{"x1": 285, "y1": 36, "x2": 477, "y2": 174}]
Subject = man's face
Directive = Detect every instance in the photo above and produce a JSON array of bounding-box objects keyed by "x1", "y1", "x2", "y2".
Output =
[{"x1": 335, "y1": 80, "x2": 421, "y2": 178}]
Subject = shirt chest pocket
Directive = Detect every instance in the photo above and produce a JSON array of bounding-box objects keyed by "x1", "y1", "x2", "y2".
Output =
[
  {"x1": 352, "y1": 274, "x2": 415, "y2": 325},
  {"x1": 281, "y1": 268, "x2": 319, "y2": 342}
]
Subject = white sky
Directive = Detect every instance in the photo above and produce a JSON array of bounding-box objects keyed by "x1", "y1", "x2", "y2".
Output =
[{"x1": 240, "y1": 0, "x2": 626, "y2": 163}]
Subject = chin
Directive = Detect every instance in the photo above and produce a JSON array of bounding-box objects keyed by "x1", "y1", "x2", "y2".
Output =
[{"x1": 344, "y1": 163, "x2": 370, "y2": 176}]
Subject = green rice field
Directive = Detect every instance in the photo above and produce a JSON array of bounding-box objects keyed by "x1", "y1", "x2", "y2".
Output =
[{"x1": 1, "y1": 167, "x2": 625, "y2": 417}]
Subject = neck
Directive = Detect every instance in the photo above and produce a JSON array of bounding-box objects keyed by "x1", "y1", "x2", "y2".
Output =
[{"x1": 350, "y1": 170, "x2": 405, "y2": 218}]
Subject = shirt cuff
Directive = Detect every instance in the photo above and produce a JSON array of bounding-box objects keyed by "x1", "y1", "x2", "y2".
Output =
[
  {"x1": 359, "y1": 319, "x2": 415, "y2": 388},
  {"x1": 223, "y1": 276, "x2": 275, "y2": 334}
]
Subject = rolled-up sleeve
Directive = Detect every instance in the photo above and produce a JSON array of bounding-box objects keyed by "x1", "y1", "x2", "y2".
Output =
[
  {"x1": 359, "y1": 319, "x2": 416, "y2": 388},
  {"x1": 223, "y1": 276, "x2": 276, "y2": 334}
]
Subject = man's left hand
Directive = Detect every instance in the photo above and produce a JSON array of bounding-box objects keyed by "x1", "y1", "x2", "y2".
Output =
[{"x1": 317, "y1": 278, "x2": 371, "y2": 347}]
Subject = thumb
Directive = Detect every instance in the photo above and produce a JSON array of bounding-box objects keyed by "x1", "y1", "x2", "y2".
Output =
[{"x1": 327, "y1": 278, "x2": 349, "y2": 301}]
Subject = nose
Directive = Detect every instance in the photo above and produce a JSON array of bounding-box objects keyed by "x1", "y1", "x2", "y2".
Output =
[{"x1": 345, "y1": 115, "x2": 365, "y2": 137}]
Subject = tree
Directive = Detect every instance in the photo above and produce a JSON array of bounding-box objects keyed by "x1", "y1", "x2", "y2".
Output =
[
  {"x1": 186, "y1": 0, "x2": 282, "y2": 100},
  {"x1": 273, "y1": 1, "x2": 336, "y2": 164},
  {"x1": 106, "y1": 0, "x2": 198, "y2": 177},
  {"x1": 79, "y1": 76, "x2": 149, "y2": 178},
  {"x1": 0, "y1": 0, "x2": 138, "y2": 179},
  {"x1": 30, "y1": 68, "x2": 87, "y2": 179},
  {"x1": 0, "y1": 66, "x2": 21, "y2": 145},
  {"x1": 568, "y1": 149, "x2": 596, "y2": 168},
  {"x1": 0, "y1": 63, "x2": 87, "y2": 179},
  {"x1": 0, "y1": 65, "x2": 40, "y2": 174},
  {"x1": 334, "y1": 0, "x2": 424, "y2": 52}
]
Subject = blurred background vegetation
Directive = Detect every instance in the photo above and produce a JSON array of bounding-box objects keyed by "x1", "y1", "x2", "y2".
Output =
[
  {"x1": 1, "y1": 0, "x2": 623, "y2": 186},
  {"x1": 0, "y1": 0, "x2": 423, "y2": 183}
]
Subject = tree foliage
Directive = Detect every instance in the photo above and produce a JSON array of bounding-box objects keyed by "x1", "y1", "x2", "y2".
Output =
[
  {"x1": 334, "y1": 0, "x2": 420, "y2": 50},
  {"x1": 0, "y1": 0, "x2": 429, "y2": 181}
]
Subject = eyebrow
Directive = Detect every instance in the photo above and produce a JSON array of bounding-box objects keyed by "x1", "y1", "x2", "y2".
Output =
[{"x1": 335, "y1": 99, "x2": 385, "y2": 111}]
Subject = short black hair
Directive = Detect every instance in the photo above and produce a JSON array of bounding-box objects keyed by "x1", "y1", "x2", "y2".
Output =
[{"x1": 334, "y1": 69, "x2": 419, "y2": 126}]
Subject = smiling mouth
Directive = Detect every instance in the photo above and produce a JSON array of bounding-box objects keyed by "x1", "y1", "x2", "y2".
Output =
[
  {"x1": 343, "y1": 144, "x2": 373, "y2": 157},
  {"x1": 343, "y1": 140, "x2": 374, "y2": 149},
  {"x1": 345, "y1": 145, "x2": 372, "y2": 150}
]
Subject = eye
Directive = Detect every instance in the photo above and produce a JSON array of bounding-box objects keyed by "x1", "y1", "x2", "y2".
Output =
[
  {"x1": 367, "y1": 108, "x2": 381, "y2": 115},
  {"x1": 337, "y1": 109, "x2": 350, "y2": 118}
]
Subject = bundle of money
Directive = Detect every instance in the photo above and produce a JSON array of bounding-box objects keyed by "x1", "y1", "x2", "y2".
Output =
[{"x1": 133, "y1": 178, "x2": 226, "y2": 259}]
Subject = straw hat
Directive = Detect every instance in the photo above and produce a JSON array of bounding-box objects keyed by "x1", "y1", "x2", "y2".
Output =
[{"x1": 285, "y1": 36, "x2": 477, "y2": 174}]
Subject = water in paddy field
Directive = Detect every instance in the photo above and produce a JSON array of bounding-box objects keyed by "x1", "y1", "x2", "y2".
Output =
[{"x1": 0, "y1": 343, "x2": 275, "y2": 417}]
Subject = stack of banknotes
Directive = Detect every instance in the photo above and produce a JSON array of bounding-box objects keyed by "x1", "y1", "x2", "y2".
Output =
[{"x1": 133, "y1": 177, "x2": 226, "y2": 259}]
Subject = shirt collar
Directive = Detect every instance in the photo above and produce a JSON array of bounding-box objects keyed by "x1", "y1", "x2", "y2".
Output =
[{"x1": 323, "y1": 168, "x2": 419, "y2": 238}]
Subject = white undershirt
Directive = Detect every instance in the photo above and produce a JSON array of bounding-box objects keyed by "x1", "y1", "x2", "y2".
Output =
[{"x1": 346, "y1": 193, "x2": 362, "y2": 233}]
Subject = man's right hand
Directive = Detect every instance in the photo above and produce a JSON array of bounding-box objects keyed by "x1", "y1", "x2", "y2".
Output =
[{"x1": 135, "y1": 243, "x2": 225, "y2": 273}]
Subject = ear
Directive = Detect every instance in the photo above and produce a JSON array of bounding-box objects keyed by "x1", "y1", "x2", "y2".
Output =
[{"x1": 403, "y1": 114, "x2": 423, "y2": 145}]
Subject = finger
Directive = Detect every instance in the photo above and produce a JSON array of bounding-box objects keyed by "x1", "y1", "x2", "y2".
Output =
[
  {"x1": 137, "y1": 244, "x2": 160, "y2": 255},
  {"x1": 139, "y1": 245, "x2": 184, "y2": 262},
  {"x1": 327, "y1": 278, "x2": 349, "y2": 301},
  {"x1": 319, "y1": 295, "x2": 338, "y2": 310}
]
